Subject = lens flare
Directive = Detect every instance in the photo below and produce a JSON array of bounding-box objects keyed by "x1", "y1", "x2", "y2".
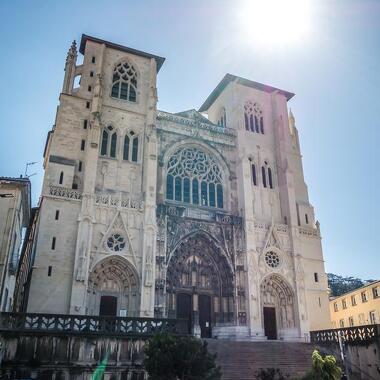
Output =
[{"x1": 239, "y1": 0, "x2": 312, "y2": 46}]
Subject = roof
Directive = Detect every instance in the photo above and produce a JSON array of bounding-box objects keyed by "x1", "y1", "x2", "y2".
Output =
[
  {"x1": 79, "y1": 34, "x2": 166, "y2": 72},
  {"x1": 174, "y1": 109, "x2": 215, "y2": 125},
  {"x1": 329, "y1": 279, "x2": 380, "y2": 301},
  {"x1": 199, "y1": 73, "x2": 295, "y2": 112}
]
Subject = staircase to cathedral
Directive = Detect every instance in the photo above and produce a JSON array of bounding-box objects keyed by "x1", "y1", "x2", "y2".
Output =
[{"x1": 207, "y1": 340, "x2": 314, "y2": 380}]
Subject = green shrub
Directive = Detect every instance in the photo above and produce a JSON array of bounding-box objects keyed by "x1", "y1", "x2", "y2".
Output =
[
  {"x1": 144, "y1": 333, "x2": 221, "y2": 380},
  {"x1": 302, "y1": 350, "x2": 342, "y2": 380},
  {"x1": 255, "y1": 368, "x2": 290, "y2": 379}
]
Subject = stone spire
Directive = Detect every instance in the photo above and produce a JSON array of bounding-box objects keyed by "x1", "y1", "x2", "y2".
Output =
[
  {"x1": 66, "y1": 40, "x2": 77, "y2": 64},
  {"x1": 62, "y1": 40, "x2": 77, "y2": 94}
]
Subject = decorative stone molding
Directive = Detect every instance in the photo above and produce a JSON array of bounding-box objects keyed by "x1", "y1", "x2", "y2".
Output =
[
  {"x1": 48, "y1": 186, "x2": 143, "y2": 211},
  {"x1": 94, "y1": 192, "x2": 143, "y2": 211},
  {"x1": 48, "y1": 185, "x2": 82, "y2": 200},
  {"x1": 298, "y1": 226, "x2": 319, "y2": 238},
  {"x1": 157, "y1": 111, "x2": 236, "y2": 147}
]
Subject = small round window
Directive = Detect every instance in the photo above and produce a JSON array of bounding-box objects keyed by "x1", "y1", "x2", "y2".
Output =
[
  {"x1": 265, "y1": 251, "x2": 280, "y2": 268},
  {"x1": 107, "y1": 234, "x2": 126, "y2": 252}
]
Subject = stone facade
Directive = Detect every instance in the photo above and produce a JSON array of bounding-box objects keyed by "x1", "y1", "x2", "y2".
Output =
[
  {"x1": 0, "y1": 177, "x2": 30, "y2": 312},
  {"x1": 330, "y1": 280, "x2": 380, "y2": 328},
  {"x1": 26, "y1": 34, "x2": 330, "y2": 340}
]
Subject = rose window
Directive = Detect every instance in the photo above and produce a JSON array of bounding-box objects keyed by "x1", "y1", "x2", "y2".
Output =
[
  {"x1": 107, "y1": 234, "x2": 126, "y2": 252},
  {"x1": 265, "y1": 251, "x2": 280, "y2": 268}
]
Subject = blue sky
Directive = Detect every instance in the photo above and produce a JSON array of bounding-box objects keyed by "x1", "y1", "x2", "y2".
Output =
[{"x1": 0, "y1": 0, "x2": 379, "y2": 279}]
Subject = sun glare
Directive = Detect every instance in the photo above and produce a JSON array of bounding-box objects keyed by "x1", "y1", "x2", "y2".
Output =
[{"x1": 239, "y1": 0, "x2": 312, "y2": 46}]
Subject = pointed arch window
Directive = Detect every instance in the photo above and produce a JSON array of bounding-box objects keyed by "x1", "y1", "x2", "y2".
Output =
[
  {"x1": 262, "y1": 166, "x2": 267, "y2": 188},
  {"x1": 111, "y1": 61, "x2": 137, "y2": 102},
  {"x1": 262, "y1": 161, "x2": 274, "y2": 189},
  {"x1": 100, "y1": 126, "x2": 117, "y2": 158},
  {"x1": 251, "y1": 163, "x2": 257, "y2": 186},
  {"x1": 244, "y1": 101, "x2": 264, "y2": 134},
  {"x1": 123, "y1": 131, "x2": 139, "y2": 163},
  {"x1": 217, "y1": 107, "x2": 227, "y2": 127},
  {"x1": 59, "y1": 171, "x2": 64, "y2": 185},
  {"x1": 166, "y1": 147, "x2": 224, "y2": 209}
]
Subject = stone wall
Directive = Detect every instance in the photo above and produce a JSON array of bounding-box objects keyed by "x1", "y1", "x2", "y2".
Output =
[{"x1": 0, "y1": 333, "x2": 147, "y2": 380}]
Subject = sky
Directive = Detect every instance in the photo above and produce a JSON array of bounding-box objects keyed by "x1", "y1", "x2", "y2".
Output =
[{"x1": 0, "y1": 0, "x2": 379, "y2": 279}]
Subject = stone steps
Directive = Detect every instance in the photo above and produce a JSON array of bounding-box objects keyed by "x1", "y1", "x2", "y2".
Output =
[{"x1": 206, "y1": 340, "x2": 314, "y2": 380}]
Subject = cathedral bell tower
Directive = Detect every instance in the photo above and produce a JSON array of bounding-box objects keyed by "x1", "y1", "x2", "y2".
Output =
[{"x1": 27, "y1": 35, "x2": 165, "y2": 318}]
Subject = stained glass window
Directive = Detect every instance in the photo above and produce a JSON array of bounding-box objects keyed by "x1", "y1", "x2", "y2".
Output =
[
  {"x1": 123, "y1": 136, "x2": 130, "y2": 160},
  {"x1": 100, "y1": 126, "x2": 117, "y2": 159},
  {"x1": 111, "y1": 62, "x2": 138, "y2": 102},
  {"x1": 132, "y1": 137, "x2": 138, "y2": 162},
  {"x1": 166, "y1": 147, "x2": 224, "y2": 209},
  {"x1": 123, "y1": 132, "x2": 139, "y2": 163},
  {"x1": 244, "y1": 101, "x2": 264, "y2": 134}
]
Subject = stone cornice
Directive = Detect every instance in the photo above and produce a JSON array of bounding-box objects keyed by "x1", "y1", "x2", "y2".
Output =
[{"x1": 156, "y1": 110, "x2": 236, "y2": 147}]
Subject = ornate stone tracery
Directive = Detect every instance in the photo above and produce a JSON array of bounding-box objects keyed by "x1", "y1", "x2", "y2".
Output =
[
  {"x1": 88, "y1": 256, "x2": 139, "y2": 317},
  {"x1": 111, "y1": 61, "x2": 138, "y2": 102},
  {"x1": 260, "y1": 274, "x2": 295, "y2": 330},
  {"x1": 166, "y1": 147, "x2": 224, "y2": 208},
  {"x1": 167, "y1": 147, "x2": 222, "y2": 183},
  {"x1": 265, "y1": 251, "x2": 281, "y2": 268},
  {"x1": 167, "y1": 234, "x2": 234, "y2": 296},
  {"x1": 166, "y1": 232, "x2": 235, "y2": 323}
]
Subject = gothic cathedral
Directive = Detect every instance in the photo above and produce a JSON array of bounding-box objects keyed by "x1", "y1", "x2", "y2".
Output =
[{"x1": 27, "y1": 35, "x2": 330, "y2": 340}]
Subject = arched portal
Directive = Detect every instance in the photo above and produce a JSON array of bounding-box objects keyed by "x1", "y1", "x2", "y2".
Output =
[
  {"x1": 88, "y1": 256, "x2": 139, "y2": 317},
  {"x1": 260, "y1": 274, "x2": 295, "y2": 340},
  {"x1": 166, "y1": 233, "x2": 234, "y2": 337}
]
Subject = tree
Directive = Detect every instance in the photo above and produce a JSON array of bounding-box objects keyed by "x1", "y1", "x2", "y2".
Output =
[
  {"x1": 144, "y1": 333, "x2": 221, "y2": 380},
  {"x1": 328, "y1": 273, "x2": 374, "y2": 297},
  {"x1": 302, "y1": 350, "x2": 342, "y2": 380}
]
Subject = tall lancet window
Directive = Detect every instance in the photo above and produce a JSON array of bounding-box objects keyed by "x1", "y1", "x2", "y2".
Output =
[
  {"x1": 123, "y1": 131, "x2": 139, "y2": 163},
  {"x1": 244, "y1": 101, "x2": 264, "y2": 134},
  {"x1": 217, "y1": 107, "x2": 227, "y2": 127},
  {"x1": 111, "y1": 61, "x2": 138, "y2": 102},
  {"x1": 100, "y1": 126, "x2": 117, "y2": 158},
  {"x1": 166, "y1": 147, "x2": 224, "y2": 209},
  {"x1": 262, "y1": 161, "x2": 274, "y2": 189}
]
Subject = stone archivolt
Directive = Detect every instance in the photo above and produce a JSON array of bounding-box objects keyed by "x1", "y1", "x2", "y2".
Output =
[{"x1": 260, "y1": 274, "x2": 296, "y2": 330}]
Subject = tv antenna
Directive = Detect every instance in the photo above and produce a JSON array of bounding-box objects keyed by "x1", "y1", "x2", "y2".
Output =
[{"x1": 24, "y1": 162, "x2": 38, "y2": 178}]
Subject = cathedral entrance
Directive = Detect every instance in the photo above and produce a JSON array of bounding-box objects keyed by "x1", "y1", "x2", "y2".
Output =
[
  {"x1": 260, "y1": 274, "x2": 295, "y2": 340},
  {"x1": 199, "y1": 294, "x2": 212, "y2": 338},
  {"x1": 88, "y1": 256, "x2": 140, "y2": 317},
  {"x1": 167, "y1": 233, "x2": 234, "y2": 337},
  {"x1": 177, "y1": 293, "x2": 192, "y2": 334},
  {"x1": 263, "y1": 307, "x2": 277, "y2": 340},
  {"x1": 99, "y1": 295, "x2": 118, "y2": 316}
]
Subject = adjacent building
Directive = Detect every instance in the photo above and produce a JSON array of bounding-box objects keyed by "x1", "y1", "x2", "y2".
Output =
[
  {"x1": 13, "y1": 206, "x2": 40, "y2": 312},
  {"x1": 25, "y1": 34, "x2": 330, "y2": 340},
  {"x1": 330, "y1": 280, "x2": 380, "y2": 328},
  {"x1": 0, "y1": 177, "x2": 31, "y2": 312}
]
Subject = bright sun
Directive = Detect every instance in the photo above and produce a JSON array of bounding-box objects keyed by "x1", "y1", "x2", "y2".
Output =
[{"x1": 239, "y1": 0, "x2": 312, "y2": 46}]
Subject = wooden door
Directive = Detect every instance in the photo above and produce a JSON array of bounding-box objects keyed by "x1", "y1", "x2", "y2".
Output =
[
  {"x1": 199, "y1": 295, "x2": 212, "y2": 338},
  {"x1": 99, "y1": 295, "x2": 118, "y2": 316},
  {"x1": 177, "y1": 293, "x2": 192, "y2": 334},
  {"x1": 263, "y1": 307, "x2": 277, "y2": 340}
]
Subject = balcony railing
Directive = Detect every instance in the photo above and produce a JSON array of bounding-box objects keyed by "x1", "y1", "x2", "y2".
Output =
[
  {"x1": 0, "y1": 312, "x2": 188, "y2": 337},
  {"x1": 310, "y1": 324, "x2": 379, "y2": 344}
]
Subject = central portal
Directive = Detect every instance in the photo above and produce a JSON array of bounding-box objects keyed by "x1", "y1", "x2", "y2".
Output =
[
  {"x1": 99, "y1": 295, "x2": 118, "y2": 316},
  {"x1": 199, "y1": 294, "x2": 212, "y2": 338},
  {"x1": 166, "y1": 233, "x2": 234, "y2": 337},
  {"x1": 177, "y1": 293, "x2": 192, "y2": 334}
]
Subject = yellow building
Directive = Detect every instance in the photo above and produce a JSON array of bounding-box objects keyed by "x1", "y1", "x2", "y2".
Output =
[{"x1": 330, "y1": 280, "x2": 380, "y2": 328}]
